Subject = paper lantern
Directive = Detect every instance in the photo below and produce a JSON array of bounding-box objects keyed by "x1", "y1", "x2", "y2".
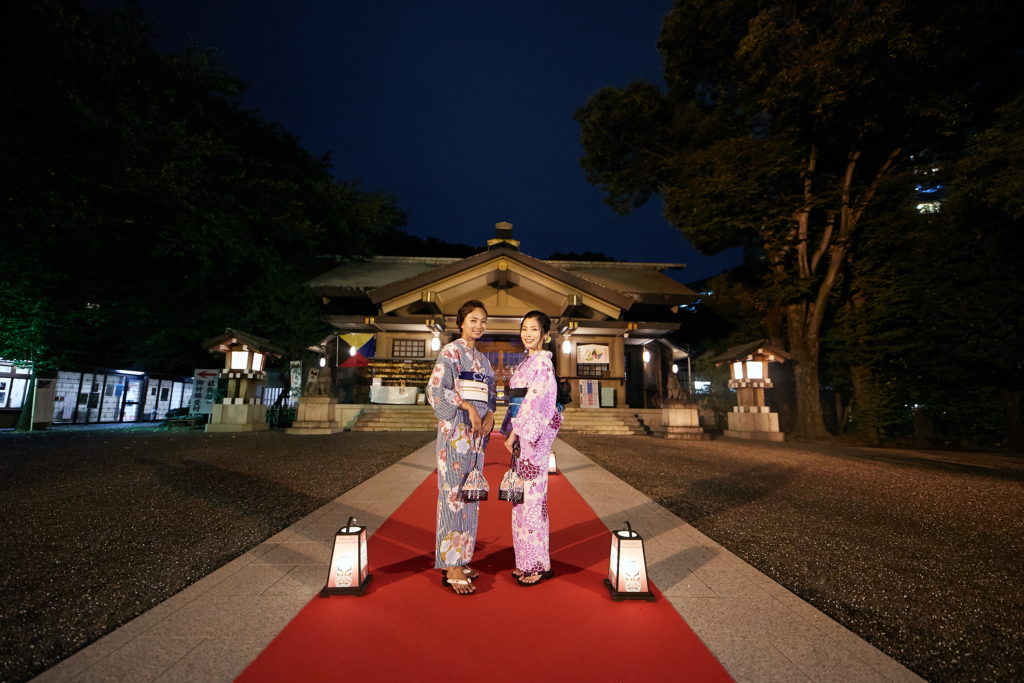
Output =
[
  {"x1": 604, "y1": 521, "x2": 654, "y2": 601},
  {"x1": 320, "y1": 516, "x2": 372, "y2": 596}
]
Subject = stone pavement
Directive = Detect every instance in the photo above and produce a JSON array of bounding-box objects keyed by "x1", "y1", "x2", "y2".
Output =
[{"x1": 33, "y1": 439, "x2": 923, "y2": 682}]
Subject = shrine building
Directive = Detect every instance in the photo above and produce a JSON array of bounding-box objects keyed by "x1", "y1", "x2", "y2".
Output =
[{"x1": 307, "y1": 222, "x2": 697, "y2": 409}]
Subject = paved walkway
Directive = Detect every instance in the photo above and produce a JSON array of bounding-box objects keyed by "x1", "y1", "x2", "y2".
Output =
[{"x1": 34, "y1": 439, "x2": 922, "y2": 682}]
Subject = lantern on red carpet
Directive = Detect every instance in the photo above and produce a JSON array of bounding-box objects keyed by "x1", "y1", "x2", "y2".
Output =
[
  {"x1": 548, "y1": 451, "x2": 558, "y2": 474},
  {"x1": 604, "y1": 521, "x2": 654, "y2": 601},
  {"x1": 320, "y1": 516, "x2": 372, "y2": 596}
]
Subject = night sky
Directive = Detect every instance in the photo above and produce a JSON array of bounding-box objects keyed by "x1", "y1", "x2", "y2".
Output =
[{"x1": 87, "y1": 0, "x2": 742, "y2": 282}]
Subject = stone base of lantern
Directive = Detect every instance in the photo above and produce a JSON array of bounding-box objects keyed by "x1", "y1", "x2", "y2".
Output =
[
  {"x1": 653, "y1": 402, "x2": 711, "y2": 440},
  {"x1": 205, "y1": 403, "x2": 269, "y2": 432},
  {"x1": 286, "y1": 396, "x2": 342, "y2": 435},
  {"x1": 724, "y1": 407, "x2": 785, "y2": 441}
]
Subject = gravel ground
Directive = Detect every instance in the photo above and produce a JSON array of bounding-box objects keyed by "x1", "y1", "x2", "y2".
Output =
[
  {"x1": 2, "y1": 428, "x2": 1021, "y2": 682},
  {"x1": 560, "y1": 434, "x2": 1024, "y2": 683},
  {"x1": 0, "y1": 426, "x2": 433, "y2": 683}
]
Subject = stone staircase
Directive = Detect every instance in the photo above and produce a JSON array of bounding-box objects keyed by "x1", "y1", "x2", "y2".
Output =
[
  {"x1": 558, "y1": 407, "x2": 651, "y2": 435},
  {"x1": 349, "y1": 404, "x2": 653, "y2": 435}
]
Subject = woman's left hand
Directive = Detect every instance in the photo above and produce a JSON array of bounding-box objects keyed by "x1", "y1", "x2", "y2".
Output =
[{"x1": 504, "y1": 431, "x2": 518, "y2": 453}]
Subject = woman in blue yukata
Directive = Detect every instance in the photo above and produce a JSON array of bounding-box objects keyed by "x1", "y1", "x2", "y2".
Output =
[
  {"x1": 426, "y1": 300, "x2": 496, "y2": 595},
  {"x1": 501, "y1": 310, "x2": 562, "y2": 586}
]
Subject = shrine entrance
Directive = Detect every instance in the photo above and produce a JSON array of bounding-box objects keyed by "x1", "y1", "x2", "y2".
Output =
[{"x1": 476, "y1": 337, "x2": 525, "y2": 401}]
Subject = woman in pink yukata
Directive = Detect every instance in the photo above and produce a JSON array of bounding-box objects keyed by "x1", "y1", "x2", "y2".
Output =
[{"x1": 502, "y1": 310, "x2": 562, "y2": 586}]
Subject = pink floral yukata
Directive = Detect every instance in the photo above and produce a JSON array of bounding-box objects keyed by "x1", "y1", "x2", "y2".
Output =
[
  {"x1": 427, "y1": 338, "x2": 496, "y2": 570},
  {"x1": 504, "y1": 350, "x2": 562, "y2": 575}
]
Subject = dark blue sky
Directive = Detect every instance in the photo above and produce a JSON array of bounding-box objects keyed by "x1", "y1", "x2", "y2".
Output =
[{"x1": 92, "y1": 0, "x2": 741, "y2": 282}]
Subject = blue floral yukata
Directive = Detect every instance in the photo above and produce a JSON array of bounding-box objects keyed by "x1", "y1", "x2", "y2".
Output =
[{"x1": 427, "y1": 338, "x2": 496, "y2": 569}]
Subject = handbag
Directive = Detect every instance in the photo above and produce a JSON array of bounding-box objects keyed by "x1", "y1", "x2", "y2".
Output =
[
  {"x1": 498, "y1": 440, "x2": 524, "y2": 503},
  {"x1": 459, "y1": 451, "x2": 489, "y2": 502}
]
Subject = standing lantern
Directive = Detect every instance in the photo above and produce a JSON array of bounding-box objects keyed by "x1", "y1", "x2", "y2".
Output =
[
  {"x1": 320, "y1": 516, "x2": 372, "y2": 596},
  {"x1": 604, "y1": 521, "x2": 655, "y2": 601}
]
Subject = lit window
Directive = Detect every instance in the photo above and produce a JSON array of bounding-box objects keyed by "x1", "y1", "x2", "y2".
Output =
[{"x1": 916, "y1": 202, "x2": 942, "y2": 214}]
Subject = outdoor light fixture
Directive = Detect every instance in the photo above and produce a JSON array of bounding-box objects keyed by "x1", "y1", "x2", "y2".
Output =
[
  {"x1": 605, "y1": 521, "x2": 654, "y2": 601},
  {"x1": 227, "y1": 347, "x2": 267, "y2": 373},
  {"x1": 319, "y1": 356, "x2": 327, "y2": 368},
  {"x1": 548, "y1": 451, "x2": 558, "y2": 474},
  {"x1": 642, "y1": 348, "x2": 651, "y2": 364},
  {"x1": 672, "y1": 363, "x2": 679, "y2": 374},
  {"x1": 349, "y1": 344, "x2": 357, "y2": 357},
  {"x1": 431, "y1": 333, "x2": 441, "y2": 352},
  {"x1": 731, "y1": 361, "x2": 744, "y2": 380},
  {"x1": 745, "y1": 360, "x2": 764, "y2": 380},
  {"x1": 230, "y1": 350, "x2": 249, "y2": 371},
  {"x1": 320, "y1": 516, "x2": 372, "y2": 597},
  {"x1": 559, "y1": 321, "x2": 577, "y2": 354}
]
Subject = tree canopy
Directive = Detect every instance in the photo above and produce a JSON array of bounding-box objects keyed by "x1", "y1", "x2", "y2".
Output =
[
  {"x1": 1, "y1": 0, "x2": 406, "y2": 373},
  {"x1": 577, "y1": 0, "x2": 1022, "y2": 439}
]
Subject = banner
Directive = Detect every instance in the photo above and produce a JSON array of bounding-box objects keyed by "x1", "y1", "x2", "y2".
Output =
[
  {"x1": 339, "y1": 334, "x2": 375, "y2": 367},
  {"x1": 577, "y1": 344, "x2": 609, "y2": 364}
]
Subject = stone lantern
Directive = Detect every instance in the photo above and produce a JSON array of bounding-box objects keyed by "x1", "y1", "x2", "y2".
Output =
[
  {"x1": 202, "y1": 329, "x2": 282, "y2": 432},
  {"x1": 712, "y1": 340, "x2": 792, "y2": 441}
]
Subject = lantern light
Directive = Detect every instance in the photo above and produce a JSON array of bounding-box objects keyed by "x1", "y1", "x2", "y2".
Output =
[
  {"x1": 745, "y1": 360, "x2": 764, "y2": 379},
  {"x1": 731, "y1": 361, "x2": 744, "y2": 380},
  {"x1": 349, "y1": 344, "x2": 357, "y2": 357},
  {"x1": 548, "y1": 451, "x2": 558, "y2": 475},
  {"x1": 320, "y1": 516, "x2": 372, "y2": 597},
  {"x1": 561, "y1": 338, "x2": 571, "y2": 354},
  {"x1": 605, "y1": 521, "x2": 655, "y2": 601},
  {"x1": 319, "y1": 356, "x2": 327, "y2": 368},
  {"x1": 431, "y1": 333, "x2": 441, "y2": 352},
  {"x1": 642, "y1": 348, "x2": 651, "y2": 364},
  {"x1": 229, "y1": 350, "x2": 249, "y2": 371},
  {"x1": 672, "y1": 363, "x2": 679, "y2": 374}
]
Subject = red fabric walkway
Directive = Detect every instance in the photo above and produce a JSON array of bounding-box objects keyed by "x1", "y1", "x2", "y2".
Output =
[{"x1": 238, "y1": 435, "x2": 731, "y2": 682}]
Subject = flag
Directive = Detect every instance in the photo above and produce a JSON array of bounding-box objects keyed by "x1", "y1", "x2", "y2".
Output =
[{"x1": 339, "y1": 334, "x2": 375, "y2": 367}]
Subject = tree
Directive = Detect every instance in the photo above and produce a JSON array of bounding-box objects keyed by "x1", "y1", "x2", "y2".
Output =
[
  {"x1": 1, "y1": 0, "x2": 406, "y2": 374},
  {"x1": 576, "y1": 0, "x2": 1020, "y2": 437}
]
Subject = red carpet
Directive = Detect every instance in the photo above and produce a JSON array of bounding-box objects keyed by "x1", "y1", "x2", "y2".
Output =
[{"x1": 237, "y1": 435, "x2": 732, "y2": 682}]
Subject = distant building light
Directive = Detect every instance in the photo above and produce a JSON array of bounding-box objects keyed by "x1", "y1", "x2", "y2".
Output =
[
  {"x1": 115, "y1": 369, "x2": 145, "y2": 376},
  {"x1": 694, "y1": 380, "x2": 711, "y2": 393},
  {"x1": 915, "y1": 184, "x2": 944, "y2": 194},
  {"x1": 916, "y1": 202, "x2": 942, "y2": 214},
  {"x1": 85, "y1": 302, "x2": 101, "y2": 309}
]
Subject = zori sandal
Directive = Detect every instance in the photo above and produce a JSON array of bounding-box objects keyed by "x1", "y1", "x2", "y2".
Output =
[
  {"x1": 442, "y1": 576, "x2": 475, "y2": 594},
  {"x1": 515, "y1": 569, "x2": 553, "y2": 586}
]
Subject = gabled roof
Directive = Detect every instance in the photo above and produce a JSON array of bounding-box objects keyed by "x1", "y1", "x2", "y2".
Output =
[
  {"x1": 307, "y1": 256, "x2": 462, "y2": 296},
  {"x1": 549, "y1": 260, "x2": 698, "y2": 305},
  {"x1": 710, "y1": 339, "x2": 792, "y2": 364},
  {"x1": 202, "y1": 328, "x2": 284, "y2": 357},
  {"x1": 367, "y1": 246, "x2": 637, "y2": 311}
]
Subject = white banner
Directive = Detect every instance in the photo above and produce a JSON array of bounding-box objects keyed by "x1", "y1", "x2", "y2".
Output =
[
  {"x1": 577, "y1": 344, "x2": 609, "y2": 364},
  {"x1": 189, "y1": 369, "x2": 220, "y2": 415}
]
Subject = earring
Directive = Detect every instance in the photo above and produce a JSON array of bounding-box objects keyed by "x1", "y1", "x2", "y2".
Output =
[{"x1": 544, "y1": 336, "x2": 551, "y2": 344}]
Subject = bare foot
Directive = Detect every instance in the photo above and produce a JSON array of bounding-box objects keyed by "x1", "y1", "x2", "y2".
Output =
[{"x1": 446, "y1": 567, "x2": 475, "y2": 594}]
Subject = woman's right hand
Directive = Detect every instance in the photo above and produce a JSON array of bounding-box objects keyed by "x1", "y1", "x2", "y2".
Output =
[
  {"x1": 504, "y1": 431, "x2": 518, "y2": 453},
  {"x1": 465, "y1": 403, "x2": 482, "y2": 437}
]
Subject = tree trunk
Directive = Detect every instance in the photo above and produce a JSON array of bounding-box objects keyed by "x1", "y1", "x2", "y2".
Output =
[
  {"x1": 786, "y1": 333, "x2": 830, "y2": 439},
  {"x1": 1003, "y1": 388, "x2": 1023, "y2": 453},
  {"x1": 850, "y1": 364, "x2": 881, "y2": 445}
]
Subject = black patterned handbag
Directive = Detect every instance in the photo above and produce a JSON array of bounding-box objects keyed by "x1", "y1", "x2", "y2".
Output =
[{"x1": 498, "y1": 440, "x2": 524, "y2": 503}]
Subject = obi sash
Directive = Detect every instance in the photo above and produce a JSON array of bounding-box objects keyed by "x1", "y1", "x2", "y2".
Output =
[
  {"x1": 506, "y1": 387, "x2": 527, "y2": 419},
  {"x1": 457, "y1": 371, "x2": 492, "y2": 403}
]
